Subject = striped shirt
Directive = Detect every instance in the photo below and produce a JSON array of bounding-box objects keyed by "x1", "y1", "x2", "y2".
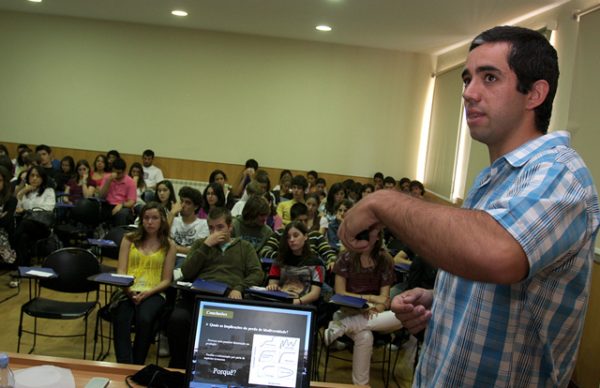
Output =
[{"x1": 416, "y1": 131, "x2": 600, "y2": 387}]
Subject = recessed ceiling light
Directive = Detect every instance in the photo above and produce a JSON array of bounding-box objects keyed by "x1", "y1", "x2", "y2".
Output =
[
  {"x1": 28, "y1": 0, "x2": 43, "y2": 3},
  {"x1": 171, "y1": 10, "x2": 188, "y2": 17},
  {"x1": 316, "y1": 25, "x2": 332, "y2": 32}
]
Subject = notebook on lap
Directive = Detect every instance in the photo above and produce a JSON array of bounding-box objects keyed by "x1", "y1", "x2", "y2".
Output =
[{"x1": 185, "y1": 296, "x2": 317, "y2": 388}]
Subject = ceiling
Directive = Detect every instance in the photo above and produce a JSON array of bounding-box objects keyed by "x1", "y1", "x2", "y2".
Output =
[{"x1": 0, "y1": 0, "x2": 579, "y2": 54}]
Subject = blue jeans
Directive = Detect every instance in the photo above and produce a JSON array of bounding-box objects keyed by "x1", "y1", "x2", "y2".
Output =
[{"x1": 112, "y1": 293, "x2": 165, "y2": 364}]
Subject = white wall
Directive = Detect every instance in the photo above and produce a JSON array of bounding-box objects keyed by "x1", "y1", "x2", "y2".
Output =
[{"x1": 0, "y1": 11, "x2": 431, "y2": 179}]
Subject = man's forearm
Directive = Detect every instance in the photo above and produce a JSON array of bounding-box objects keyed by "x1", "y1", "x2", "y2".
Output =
[{"x1": 369, "y1": 191, "x2": 527, "y2": 283}]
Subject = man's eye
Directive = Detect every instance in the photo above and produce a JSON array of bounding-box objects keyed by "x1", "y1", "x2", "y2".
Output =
[
  {"x1": 484, "y1": 74, "x2": 497, "y2": 82},
  {"x1": 462, "y1": 77, "x2": 471, "y2": 86}
]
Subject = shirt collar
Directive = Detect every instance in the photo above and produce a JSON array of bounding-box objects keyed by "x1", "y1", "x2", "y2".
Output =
[{"x1": 499, "y1": 130, "x2": 571, "y2": 168}]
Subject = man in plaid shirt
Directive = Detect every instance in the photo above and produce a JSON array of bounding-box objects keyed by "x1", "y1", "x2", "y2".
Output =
[{"x1": 339, "y1": 26, "x2": 600, "y2": 387}]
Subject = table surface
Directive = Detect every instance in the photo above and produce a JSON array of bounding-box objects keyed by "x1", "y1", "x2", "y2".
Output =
[{"x1": 5, "y1": 352, "x2": 367, "y2": 387}]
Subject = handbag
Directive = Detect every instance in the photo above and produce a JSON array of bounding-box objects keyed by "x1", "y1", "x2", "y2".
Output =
[
  {"x1": 0, "y1": 229, "x2": 16, "y2": 264},
  {"x1": 23, "y1": 208, "x2": 56, "y2": 228}
]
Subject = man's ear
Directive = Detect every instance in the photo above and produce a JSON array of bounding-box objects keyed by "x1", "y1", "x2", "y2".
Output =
[{"x1": 526, "y1": 79, "x2": 550, "y2": 110}]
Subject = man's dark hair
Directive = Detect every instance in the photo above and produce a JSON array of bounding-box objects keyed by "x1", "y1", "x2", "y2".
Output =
[
  {"x1": 410, "y1": 180, "x2": 425, "y2": 196},
  {"x1": 291, "y1": 175, "x2": 308, "y2": 190},
  {"x1": 208, "y1": 206, "x2": 232, "y2": 225},
  {"x1": 374, "y1": 172, "x2": 384, "y2": 180},
  {"x1": 316, "y1": 177, "x2": 326, "y2": 186},
  {"x1": 469, "y1": 26, "x2": 559, "y2": 134},
  {"x1": 279, "y1": 169, "x2": 292, "y2": 180},
  {"x1": 179, "y1": 186, "x2": 203, "y2": 210},
  {"x1": 307, "y1": 170, "x2": 318, "y2": 179},
  {"x1": 245, "y1": 159, "x2": 259, "y2": 170},
  {"x1": 383, "y1": 176, "x2": 396, "y2": 186},
  {"x1": 112, "y1": 158, "x2": 127, "y2": 171},
  {"x1": 290, "y1": 202, "x2": 308, "y2": 221},
  {"x1": 399, "y1": 177, "x2": 411, "y2": 186},
  {"x1": 242, "y1": 195, "x2": 270, "y2": 222},
  {"x1": 35, "y1": 144, "x2": 51, "y2": 154},
  {"x1": 107, "y1": 150, "x2": 121, "y2": 159},
  {"x1": 142, "y1": 149, "x2": 155, "y2": 158}
]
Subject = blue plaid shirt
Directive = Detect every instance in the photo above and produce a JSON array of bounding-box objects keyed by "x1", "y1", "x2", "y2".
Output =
[{"x1": 415, "y1": 131, "x2": 600, "y2": 387}]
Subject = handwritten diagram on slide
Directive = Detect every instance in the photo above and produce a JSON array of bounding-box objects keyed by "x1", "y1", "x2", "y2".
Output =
[{"x1": 248, "y1": 334, "x2": 300, "y2": 387}]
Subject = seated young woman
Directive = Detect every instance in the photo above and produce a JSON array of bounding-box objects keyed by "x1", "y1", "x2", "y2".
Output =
[
  {"x1": 266, "y1": 221, "x2": 324, "y2": 306},
  {"x1": 0, "y1": 166, "x2": 17, "y2": 267},
  {"x1": 90, "y1": 154, "x2": 110, "y2": 187},
  {"x1": 12, "y1": 166, "x2": 56, "y2": 286},
  {"x1": 112, "y1": 202, "x2": 176, "y2": 365},
  {"x1": 55, "y1": 155, "x2": 75, "y2": 192},
  {"x1": 154, "y1": 180, "x2": 177, "y2": 225},
  {"x1": 323, "y1": 235, "x2": 401, "y2": 386},
  {"x1": 208, "y1": 169, "x2": 234, "y2": 209},
  {"x1": 198, "y1": 182, "x2": 225, "y2": 219},
  {"x1": 63, "y1": 159, "x2": 96, "y2": 204}
]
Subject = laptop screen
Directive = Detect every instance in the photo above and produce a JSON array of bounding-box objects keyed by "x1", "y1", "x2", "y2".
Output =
[{"x1": 185, "y1": 296, "x2": 317, "y2": 388}]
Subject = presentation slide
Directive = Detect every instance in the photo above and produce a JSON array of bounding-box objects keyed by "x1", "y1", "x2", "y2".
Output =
[{"x1": 188, "y1": 302, "x2": 312, "y2": 388}]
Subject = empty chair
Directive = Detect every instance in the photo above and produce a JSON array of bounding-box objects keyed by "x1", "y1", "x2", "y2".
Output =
[{"x1": 17, "y1": 247, "x2": 100, "y2": 359}]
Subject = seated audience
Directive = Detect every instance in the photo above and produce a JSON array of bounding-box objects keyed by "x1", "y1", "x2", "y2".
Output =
[
  {"x1": 112, "y1": 202, "x2": 176, "y2": 365},
  {"x1": 14, "y1": 147, "x2": 34, "y2": 179},
  {"x1": 315, "y1": 177, "x2": 327, "y2": 197},
  {"x1": 208, "y1": 169, "x2": 234, "y2": 209},
  {"x1": 306, "y1": 170, "x2": 318, "y2": 193},
  {"x1": 13, "y1": 166, "x2": 56, "y2": 285},
  {"x1": 231, "y1": 180, "x2": 264, "y2": 217},
  {"x1": 409, "y1": 180, "x2": 425, "y2": 198},
  {"x1": 325, "y1": 199, "x2": 353, "y2": 252},
  {"x1": 373, "y1": 172, "x2": 384, "y2": 190},
  {"x1": 0, "y1": 166, "x2": 17, "y2": 267},
  {"x1": 55, "y1": 155, "x2": 75, "y2": 192},
  {"x1": 142, "y1": 149, "x2": 164, "y2": 192},
  {"x1": 232, "y1": 158, "x2": 259, "y2": 198},
  {"x1": 155, "y1": 180, "x2": 177, "y2": 224},
  {"x1": 231, "y1": 194, "x2": 273, "y2": 252},
  {"x1": 399, "y1": 177, "x2": 411, "y2": 193},
  {"x1": 324, "y1": 235, "x2": 399, "y2": 386},
  {"x1": 319, "y1": 182, "x2": 346, "y2": 237},
  {"x1": 260, "y1": 202, "x2": 336, "y2": 268},
  {"x1": 128, "y1": 162, "x2": 147, "y2": 212},
  {"x1": 276, "y1": 175, "x2": 308, "y2": 225},
  {"x1": 35, "y1": 144, "x2": 58, "y2": 185},
  {"x1": 272, "y1": 174, "x2": 292, "y2": 204},
  {"x1": 99, "y1": 158, "x2": 137, "y2": 226},
  {"x1": 170, "y1": 186, "x2": 208, "y2": 266},
  {"x1": 383, "y1": 176, "x2": 397, "y2": 190},
  {"x1": 167, "y1": 207, "x2": 263, "y2": 368},
  {"x1": 264, "y1": 191, "x2": 283, "y2": 232},
  {"x1": 64, "y1": 159, "x2": 96, "y2": 203},
  {"x1": 305, "y1": 193, "x2": 321, "y2": 233},
  {"x1": 198, "y1": 182, "x2": 226, "y2": 219},
  {"x1": 91, "y1": 154, "x2": 109, "y2": 187},
  {"x1": 106, "y1": 150, "x2": 121, "y2": 172},
  {"x1": 266, "y1": 221, "x2": 324, "y2": 306},
  {"x1": 361, "y1": 183, "x2": 375, "y2": 198}
]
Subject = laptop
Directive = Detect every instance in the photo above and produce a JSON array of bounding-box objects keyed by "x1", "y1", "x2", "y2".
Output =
[{"x1": 185, "y1": 296, "x2": 317, "y2": 388}]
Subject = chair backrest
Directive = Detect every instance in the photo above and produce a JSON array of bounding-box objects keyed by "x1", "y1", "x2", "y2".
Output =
[
  {"x1": 102, "y1": 226, "x2": 135, "y2": 259},
  {"x1": 70, "y1": 198, "x2": 102, "y2": 226},
  {"x1": 41, "y1": 247, "x2": 100, "y2": 293}
]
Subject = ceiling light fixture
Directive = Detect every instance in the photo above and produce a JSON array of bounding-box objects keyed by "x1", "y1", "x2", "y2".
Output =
[
  {"x1": 171, "y1": 10, "x2": 188, "y2": 17},
  {"x1": 28, "y1": 0, "x2": 43, "y2": 3},
  {"x1": 316, "y1": 25, "x2": 332, "y2": 32}
]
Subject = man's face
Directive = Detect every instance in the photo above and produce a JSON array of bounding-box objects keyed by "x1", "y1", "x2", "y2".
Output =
[
  {"x1": 307, "y1": 174, "x2": 316, "y2": 186},
  {"x1": 37, "y1": 150, "x2": 51, "y2": 166},
  {"x1": 462, "y1": 42, "x2": 531, "y2": 160},
  {"x1": 384, "y1": 182, "x2": 396, "y2": 190},
  {"x1": 142, "y1": 155, "x2": 153, "y2": 167},
  {"x1": 400, "y1": 182, "x2": 410, "y2": 192},
  {"x1": 179, "y1": 197, "x2": 196, "y2": 217},
  {"x1": 374, "y1": 177, "x2": 383, "y2": 188},
  {"x1": 113, "y1": 169, "x2": 125, "y2": 181},
  {"x1": 208, "y1": 216, "x2": 232, "y2": 239},
  {"x1": 294, "y1": 214, "x2": 309, "y2": 228},
  {"x1": 291, "y1": 185, "x2": 304, "y2": 201},
  {"x1": 410, "y1": 186, "x2": 424, "y2": 198}
]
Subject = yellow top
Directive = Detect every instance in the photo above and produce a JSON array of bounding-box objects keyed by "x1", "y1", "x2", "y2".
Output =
[
  {"x1": 276, "y1": 199, "x2": 298, "y2": 225},
  {"x1": 127, "y1": 243, "x2": 166, "y2": 293}
]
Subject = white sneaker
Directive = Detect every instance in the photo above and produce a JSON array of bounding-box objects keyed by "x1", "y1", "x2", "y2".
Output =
[
  {"x1": 9, "y1": 279, "x2": 20, "y2": 288},
  {"x1": 158, "y1": 334, "x2": 170, "y2": 357},
  {"x1": 324, "y1": 320, "x2": 345, "y2": 346}
]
